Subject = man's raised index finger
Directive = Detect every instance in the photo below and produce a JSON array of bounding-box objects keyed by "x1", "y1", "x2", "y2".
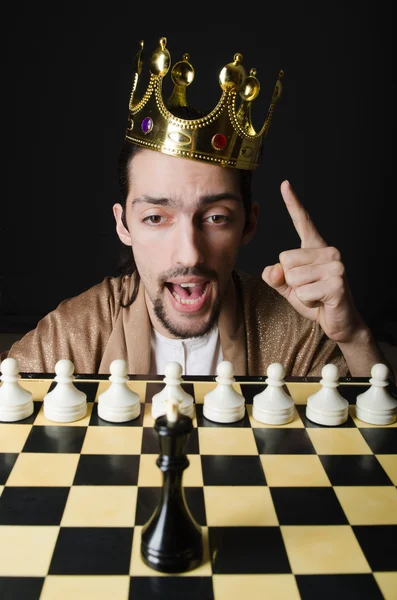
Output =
[{"x1": 280, "y1": 180, "x2": 327, "y2": 249}]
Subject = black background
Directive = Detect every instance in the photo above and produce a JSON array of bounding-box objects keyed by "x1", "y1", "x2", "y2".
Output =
[{"x1": 2, "y1": 2, "x2": 396, "y2": 342}]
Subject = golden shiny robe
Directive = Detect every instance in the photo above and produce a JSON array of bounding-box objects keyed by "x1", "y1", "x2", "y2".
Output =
[{"x1": 5, "y1": 270, "x2": 348, "y2": 376}]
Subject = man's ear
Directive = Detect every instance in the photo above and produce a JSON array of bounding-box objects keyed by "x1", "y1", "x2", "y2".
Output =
[
  {"x1": 113, "y1": 203, "x2": 132, "y2": 246},
  {"x1": 241, "y1": 202, "x2": 259, "y2": 245}
]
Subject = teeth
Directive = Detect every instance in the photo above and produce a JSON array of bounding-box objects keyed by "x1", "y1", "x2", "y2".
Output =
[
  {"x1": 170, "y1": 282, "x2": 209, "y2": 305},
  {"x1": 180, "y1": 283, "x2": 198, "y2": 287}
]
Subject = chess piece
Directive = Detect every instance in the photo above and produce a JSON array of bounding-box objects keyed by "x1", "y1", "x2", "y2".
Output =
[
  {"x1": 0, "y1": 358, "x2": 34, "y2": 422},
  {"x1": 141, "y1": 398, "x2": 203, "y2": 573},
  {"x1": 203, "y1": 360, "x2": 245, "y2": 423},
  {"x1": 306, "y1": 363, "x2": 349, "y2": 426},
  {"x1": 44, "y1": 359, "x2": 87, "y2": 422},
  {"x1": 152, "y1": 362, "x2": 194, "y2": 420},
  {"x1": 252, "y1": 362, "x2": 295, "y2": 425},
  {"x1": 356, "y1": 363, "x2": 397, "y2": 425},
  {"x1": 98, "y1": 359, "x2": 140, "y2": 422}
]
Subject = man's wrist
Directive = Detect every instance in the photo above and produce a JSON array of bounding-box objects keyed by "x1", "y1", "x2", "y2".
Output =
[
  {"x1": 336, "y1": 324, "x2": 393, "y2": 378},
  {"x1": 337, "y1": 325, "x2": 374, "y2": 352}
]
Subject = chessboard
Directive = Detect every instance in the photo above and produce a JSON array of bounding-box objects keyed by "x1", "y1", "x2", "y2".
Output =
[{"x1": 0, "y1": 374, "x2": 396, "y2": 600}]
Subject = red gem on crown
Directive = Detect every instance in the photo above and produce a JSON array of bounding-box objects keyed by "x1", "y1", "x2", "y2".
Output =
[{"x1": 211, "y1": 133, "x2": 227, "y2": 151}]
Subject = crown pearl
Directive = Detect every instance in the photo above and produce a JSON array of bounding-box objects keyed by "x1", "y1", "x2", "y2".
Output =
[
  {"x1": 240, "y1": 68, "x2": 260, "y2": 102},
  {"x1": 171, "y1": 53, "x2": 195, "y2": 87},
  {"x1": 219, "y1": 53, "x2": 247, "y2": 92},
  {"x1": 150, "y1": 37, "x2": 171, "y2": 77}
]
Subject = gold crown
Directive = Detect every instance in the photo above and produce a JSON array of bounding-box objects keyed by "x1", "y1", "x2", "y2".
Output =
[{"x1": 125, "y1": 37, "x2": 284, "y2": 171}]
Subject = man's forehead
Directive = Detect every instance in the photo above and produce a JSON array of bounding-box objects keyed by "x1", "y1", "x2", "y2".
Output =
[{"x1": 128, "y1": 148, "x2": 240, "y2": 199}]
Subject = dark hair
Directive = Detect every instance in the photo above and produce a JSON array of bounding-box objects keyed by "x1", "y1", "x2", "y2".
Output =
[{"x1": 116, "y1": 106, "x2": 253, "y2": 305}]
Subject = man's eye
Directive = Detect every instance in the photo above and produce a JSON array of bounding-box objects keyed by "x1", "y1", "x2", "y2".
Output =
[
  {"x1": 207, "y1": 215, "x2": 230, "y2": 224},
  {"x1": 143, "y1": 215, "x2": 164, "y2": 225},
  {"x1": 142, "y1": 214, "x2": 230, "y2": 226}
]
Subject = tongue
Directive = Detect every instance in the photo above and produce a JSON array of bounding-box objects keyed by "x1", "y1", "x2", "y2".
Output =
[{"x1": 170, "y1": 283, "x2": 207, "y2": 299}]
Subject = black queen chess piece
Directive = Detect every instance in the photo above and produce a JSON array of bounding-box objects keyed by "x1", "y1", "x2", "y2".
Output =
[{"x1": 141, "y1": 398, "x2": 203, "y2": 573}]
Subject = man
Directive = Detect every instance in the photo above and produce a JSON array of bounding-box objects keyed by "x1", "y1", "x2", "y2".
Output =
[{"x1": 3, "y1": 38, "x2": 387, "y2": 377}]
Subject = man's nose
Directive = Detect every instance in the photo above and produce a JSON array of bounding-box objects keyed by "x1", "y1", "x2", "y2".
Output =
[{"x1": 171, "y1": 220, "x2": 205, "y2": 266}]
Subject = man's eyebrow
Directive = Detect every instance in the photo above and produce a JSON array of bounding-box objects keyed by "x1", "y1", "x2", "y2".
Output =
[{"x1": 130, "y1": 193, "x2": 242, "y2": 208}]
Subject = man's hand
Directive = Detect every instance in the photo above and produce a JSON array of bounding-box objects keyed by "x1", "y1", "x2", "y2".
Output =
[{"x1": 262, "y1": 180, "x2": 367, "y2": 344}]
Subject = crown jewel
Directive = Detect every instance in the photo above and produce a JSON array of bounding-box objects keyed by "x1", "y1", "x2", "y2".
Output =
[{"x1": 126, "y1": 37, "x2": 283, "y2": 170}]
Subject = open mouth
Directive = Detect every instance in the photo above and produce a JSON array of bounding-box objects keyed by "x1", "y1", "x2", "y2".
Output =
[{"x1": 165, "y1": 281, "x2": 211, "y2": 307}]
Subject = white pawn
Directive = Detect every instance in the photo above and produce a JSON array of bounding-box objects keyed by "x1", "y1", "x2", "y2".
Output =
[
  {"x1": 356, "y1": 363, "x2": 397, "y2": 425},
  {"x1": 203, "y1": 360, "x2": 245, "y2": 423},
  {"x1": 253, "y1": 362, "x2": 294, "y2": 425},
  {"x1": 152, "y1": 362, "x2": 194, "y2": 420},
  {"x1": 44, "y1": 359, "x2": 87, "y2": 422},
  {"x1": 98, "y1": 359, "x2": 140, "y2": 422},
  {"x1": 166, "y1": 397, "x2": 180, "y2": 423},
  {"x1": 306, "y1": 363, "x2": 349, "y2": 426},
  {"x1": 0, "y1": 358, "x2": 34, "y2": 422}
]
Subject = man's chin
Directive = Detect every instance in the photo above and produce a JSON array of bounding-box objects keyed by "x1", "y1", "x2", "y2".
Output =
[
  {"x1": 154, "y1": 311, "x2": 219, "y2": 339},
  {"x1": 163, "y1": 323, "x2": 214, "y2": 340}
]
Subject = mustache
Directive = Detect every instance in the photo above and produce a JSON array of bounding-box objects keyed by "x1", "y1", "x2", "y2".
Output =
[{"x1": 159, "y1": 266, "x2": 217, "y2": 287}]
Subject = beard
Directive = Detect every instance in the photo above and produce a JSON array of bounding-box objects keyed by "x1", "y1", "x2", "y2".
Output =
[
  {"x1": 152, "y1": 289, "x2": 222, "y2": 339},
  {"x1": 141, "y1": 266, "x2": 222, "y2": 339},
  {"x1": 150, "y1": 265, "x2": 222, "y2": 339}
]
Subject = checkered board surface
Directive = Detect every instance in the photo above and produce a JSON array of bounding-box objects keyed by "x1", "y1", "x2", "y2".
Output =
[{"x1": 0, "y1": 375, "x2": 396, "y2": 600}]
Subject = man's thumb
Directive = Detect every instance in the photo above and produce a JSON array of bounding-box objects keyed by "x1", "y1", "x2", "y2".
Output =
[{"x1": 261, "y1": 263, "x2": 289, "y2": 296}]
